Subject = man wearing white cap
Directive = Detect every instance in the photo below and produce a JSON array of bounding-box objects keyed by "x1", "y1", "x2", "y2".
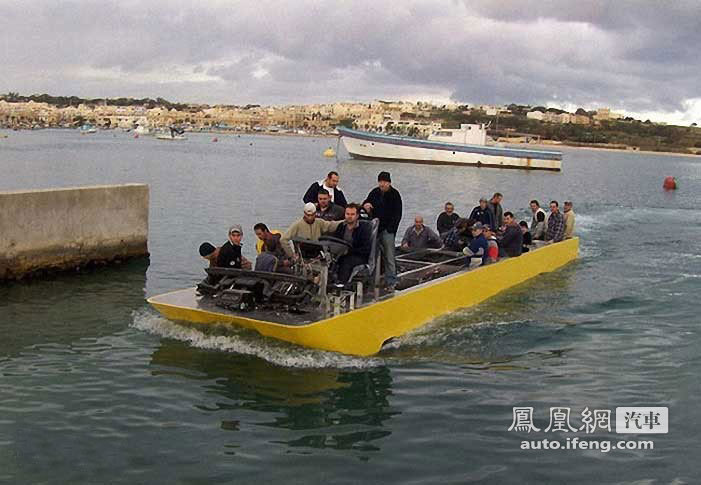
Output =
[{"x1": 280, "y1": 202, "x2": 343, "y2": 258}]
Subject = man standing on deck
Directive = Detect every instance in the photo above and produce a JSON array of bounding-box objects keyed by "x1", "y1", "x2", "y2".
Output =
[
  {"x1": 563, "y1": 201, "x2": 576, "y2": 239},
  {"x1": 530, "y1": 200, "x2": 547, "y2": 240},
  {"x1": 487, "y1": 193, "x2": 504, "y2": 230},
  {"x1": 363, "y1": 171, "x2": 402, "y2": 289},
  {"x1": 436, "y1": 201, "x2": 460, "y2": 235},
  {"x1": 469, "y1": 197, "x2": 495, "y2": 229},
  {"x1": 315, "y1": 188, "x2": 345, "y2": 221},
  {"x1": 545, "y1": 201, "x2": 565, "y2": 243},
  {"x1": 303, "y1": 171, "x2": 348, "y2": 208}
]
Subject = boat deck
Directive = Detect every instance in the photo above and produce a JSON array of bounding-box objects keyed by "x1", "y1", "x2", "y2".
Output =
[{"x1": 148, "y1": 245, "x2": 545, "y2": 327}]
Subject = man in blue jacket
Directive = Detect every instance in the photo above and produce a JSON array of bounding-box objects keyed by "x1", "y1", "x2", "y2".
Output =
[
  {"x1": 462, "y1": 222, "x2": 489, "y2": 266},
  {"x1": 363, "y1": 171, "x2": 402, "y2": 288}
]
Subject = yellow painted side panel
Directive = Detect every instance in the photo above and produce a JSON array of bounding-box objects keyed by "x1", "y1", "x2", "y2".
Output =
[{"x1": 148, "y1": 238, "x2": 579, "y2": 356}]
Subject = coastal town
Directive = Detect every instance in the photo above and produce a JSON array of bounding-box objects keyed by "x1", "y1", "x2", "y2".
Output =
[{"x1": 3, "y1": 93, "x2": 700, "y2": 154}]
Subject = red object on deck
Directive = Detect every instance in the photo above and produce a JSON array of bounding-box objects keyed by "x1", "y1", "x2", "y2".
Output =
[
  {"x1": 663, "y1": 176, "x2": 677, "y2": 190},
  {"x1": 134, "y1": 134, "x2": 139, "y2": 139},
  {"x1": 212, "y1": 137, "x2": 218, "y2": 142}
]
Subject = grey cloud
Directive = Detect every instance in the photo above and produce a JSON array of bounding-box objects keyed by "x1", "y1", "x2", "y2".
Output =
[{"x1": 1, "y1": 0, "x2": 700, "y2": 116}]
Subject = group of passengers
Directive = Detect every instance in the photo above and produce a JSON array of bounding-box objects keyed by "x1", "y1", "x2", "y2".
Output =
[{"x1": 199, "y1": 170, "x2": 576, "y2": 289}]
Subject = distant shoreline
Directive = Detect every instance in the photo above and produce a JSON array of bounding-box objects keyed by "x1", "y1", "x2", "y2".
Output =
[{"x1": 520, "y1": 141, "x2": 701, "y2": 158}]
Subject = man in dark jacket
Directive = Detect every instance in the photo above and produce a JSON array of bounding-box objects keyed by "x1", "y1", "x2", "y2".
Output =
[
  {"x1": 436, "y1": 201, "x2": 460, "y2": 235},
  {"x1": 487, "y1": 192, "x2": 504, "y2": 230},
  {"x1": 497, "y1": 212, "x2": 523, "y2": 257},
  {"x1": 468, "y1": 197, "x2": 495, "y2": 229},
  {"x1": 363, "y1": 171, "x2": 402, "y2": 287},
  {"x1": 315, "y1": 188, "x2": 345, "y2": 221},
  {"x1": 333, "y1": 204, "x2": 373, "y2": 284},
  {"x1": 303, "y1": 171, "x2": 348, "y2": 207},
  {"x1": 216, "y1": 224, "x2": 252, "y2": 269}
]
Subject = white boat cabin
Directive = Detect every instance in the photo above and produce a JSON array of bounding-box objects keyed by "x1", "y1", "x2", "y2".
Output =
[{"x1": 428, "y1": 124, "x2": 487, "y2": 145}]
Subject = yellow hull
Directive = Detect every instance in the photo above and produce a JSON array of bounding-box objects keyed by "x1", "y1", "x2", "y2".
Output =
[{"x1": 147, "y1": 238, "x2": 579, "y2": 356}]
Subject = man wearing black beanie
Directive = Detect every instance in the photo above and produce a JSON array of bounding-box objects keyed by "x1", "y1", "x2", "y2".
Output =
[{"x1": 363, "y1": 171, "x2": 403, "y2": 288}]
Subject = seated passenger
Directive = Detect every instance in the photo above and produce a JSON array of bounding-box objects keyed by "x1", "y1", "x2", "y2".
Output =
[
  {"x1": 497, "y1": 211, "x2": 523, "y2": 257},
  {"x1": 436, "y1": 201, "x2": 460, "y2": 235},
  {"x1": 332, "y1": 203, "x2": 373, "y2": 284},
  {"x1": 519, "y1": 221, "x2": 532, "y2": 253},
  {"x1": 315, "y1": 188, "x2": 345, "y2": 221},
  {"x1": 441, "y1": 218, "x2": 472, "y2": 252},
  {"x1": 253, "y1": 223, "x2": 289, "y2": 272},
  {"x1": 469, "y1": 197, "x2": 495, "y2": 229},
  {"x1": 216, "y1": 224, "x2": 253, "y2": 269},
  {"x1": 401, "y1": 215, "x2": 442, "y2": 252},
  {"x1": 199, "y1": 241, "x2": 220, "y2": 267},
  {"x1": 280, "y1": 203, "x2": 343, "y2": 258},
  {"x1": 483, "y1": 226, "x2": 499, "y2": 264},
  {"x1": 462, "y1": 222, "x2": 489, "y2": 266}
]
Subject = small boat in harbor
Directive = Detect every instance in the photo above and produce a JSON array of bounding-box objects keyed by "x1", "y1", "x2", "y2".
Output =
[
  {"x1": 78, "y1": 124, "x2": 97, "y2": 134},
  {"x1": 338, "y1": 125, "x2": 562, "y2": 171},
  {"x1": 148, "y1": 235, "x2": 578, "y2": 356}
]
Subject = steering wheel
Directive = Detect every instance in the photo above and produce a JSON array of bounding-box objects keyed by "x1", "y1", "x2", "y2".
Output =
[{"x1": 319, "y1": 235, "x2": 353, "y2": 249}]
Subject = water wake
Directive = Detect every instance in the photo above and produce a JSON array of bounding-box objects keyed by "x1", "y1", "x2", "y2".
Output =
[{"x1": 131, "y1": 310, "x2": 383, "y2": 369}]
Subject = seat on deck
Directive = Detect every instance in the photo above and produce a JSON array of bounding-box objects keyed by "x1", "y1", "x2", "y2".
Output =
[{"x1": 347, "y1": 218, "x2": 380, "y2": 285}]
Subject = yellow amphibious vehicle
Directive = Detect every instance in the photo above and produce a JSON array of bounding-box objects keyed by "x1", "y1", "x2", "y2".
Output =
[{"x1": 148, "y1": 231, "x2": 579, "y2": 357}]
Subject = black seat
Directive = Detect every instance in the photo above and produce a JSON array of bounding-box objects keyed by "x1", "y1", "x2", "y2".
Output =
[{"x1": 348, "y1": 218, "x2": 380, "y2": 285}]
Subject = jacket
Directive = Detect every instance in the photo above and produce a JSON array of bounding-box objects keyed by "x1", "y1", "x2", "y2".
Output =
[
  {"x1": 303, "y1": 181, "x2": 348, "y2": 207},
  {"x1": 530, "y1": 208, "x2": 546, "y2": 240},
  {"x1": 469, "y1": 206, "x2": 495, "y2": 229},
  {"x1": 363, "y1": 186, "x2": 402, "y2": 234},
  {"x1": 316, "y1": 202, "x2": 345, "y2": 221},
  {"x1": 280, "y1": 218, "x2": 342, "y2": 257},
  {"x1": 401, "y1": 225, "x2": 442, "y2": 250},
  {"x1": 436, "y1": 212, "x2": 460, "y2": 234},
  {"x1": 498, "y1": 223, "x2": 523, "y2": 257},
  {"x1": 333, "y1": 220, "x2": 373, "y2": 259},
  {"x1": 546, "y1": 211, "x2": 565, "y2": 242},
  {"x1": 564, "y1": 210, "x2": 576, "y2": 239},
  {"x1": 487, "y1": 201, "x2": 503, "y2": 229}
]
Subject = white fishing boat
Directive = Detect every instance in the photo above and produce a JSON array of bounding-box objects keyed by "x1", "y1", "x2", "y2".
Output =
[
  {"x1": 338, "y1": 125, "x2": 562, "y2": 171},
  {"x1": 78, "y1": 124, "x2": 97, "y2": 134},
  {"x1": 135, "y1": 125, "x2": 150, "y2": 135}
]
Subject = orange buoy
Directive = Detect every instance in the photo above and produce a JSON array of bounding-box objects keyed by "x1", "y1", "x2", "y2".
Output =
[{"x1": 663, "y1": 176, "x2": 677, "y2": 190}]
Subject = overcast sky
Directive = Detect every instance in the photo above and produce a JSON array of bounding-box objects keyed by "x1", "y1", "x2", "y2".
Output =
[{"x1": 2, "y1": 0, "x2": 700, "y2": 124}]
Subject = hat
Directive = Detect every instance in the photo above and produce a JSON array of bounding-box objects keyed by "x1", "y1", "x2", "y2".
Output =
[
  {"x1": 303, "y1": 202, "x2": 317, "y2": 214},
  {"x1": 479, "y1": 197, "x2": 488, "y2": 202},
  {"x1": 471, "y1": 222, "x2": 484, "y2": 230},
  {"x1": 199, "y1": 242, "x2": 216, "y2": 257},
  {"x1": 378, "y1": 171, "x2": 391, "y2": 182},
  {"x1": 229, "y1": 224, "x2": 243, "y2": 235}
]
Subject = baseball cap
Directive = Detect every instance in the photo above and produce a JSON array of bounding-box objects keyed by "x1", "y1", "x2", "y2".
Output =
[
  {"x1": 229, "y1": 224, "x2": 243, "y2": 235},
  {"x1": 303, "y1": 202, "x2": 317, "y2": 214},
  {"x1": 472, "y1": 222, "x2": 484, "y2": 230}
]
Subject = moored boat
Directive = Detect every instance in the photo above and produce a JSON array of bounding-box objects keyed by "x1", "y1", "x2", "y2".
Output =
[
  {"x1": 147, "y1": 237, "x2": 578, "y2": 356},
  {"x1": 338, "y1": 125, "x2": 562, "y2": 171}
]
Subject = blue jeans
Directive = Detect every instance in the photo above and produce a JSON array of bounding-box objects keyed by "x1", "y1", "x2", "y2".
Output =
[{"x1": 380, "y1": 230, "x2": 397, "y2": 285}]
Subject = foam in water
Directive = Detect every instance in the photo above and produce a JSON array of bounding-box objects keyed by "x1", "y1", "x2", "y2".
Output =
[{"x1": 131, "y1": 310, "x2": 383, "y2": 369}]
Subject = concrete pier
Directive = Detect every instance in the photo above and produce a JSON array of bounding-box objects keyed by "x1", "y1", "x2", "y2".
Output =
[{"x1": 0, "y1": 184, "x2": 149, "y2": 280}]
